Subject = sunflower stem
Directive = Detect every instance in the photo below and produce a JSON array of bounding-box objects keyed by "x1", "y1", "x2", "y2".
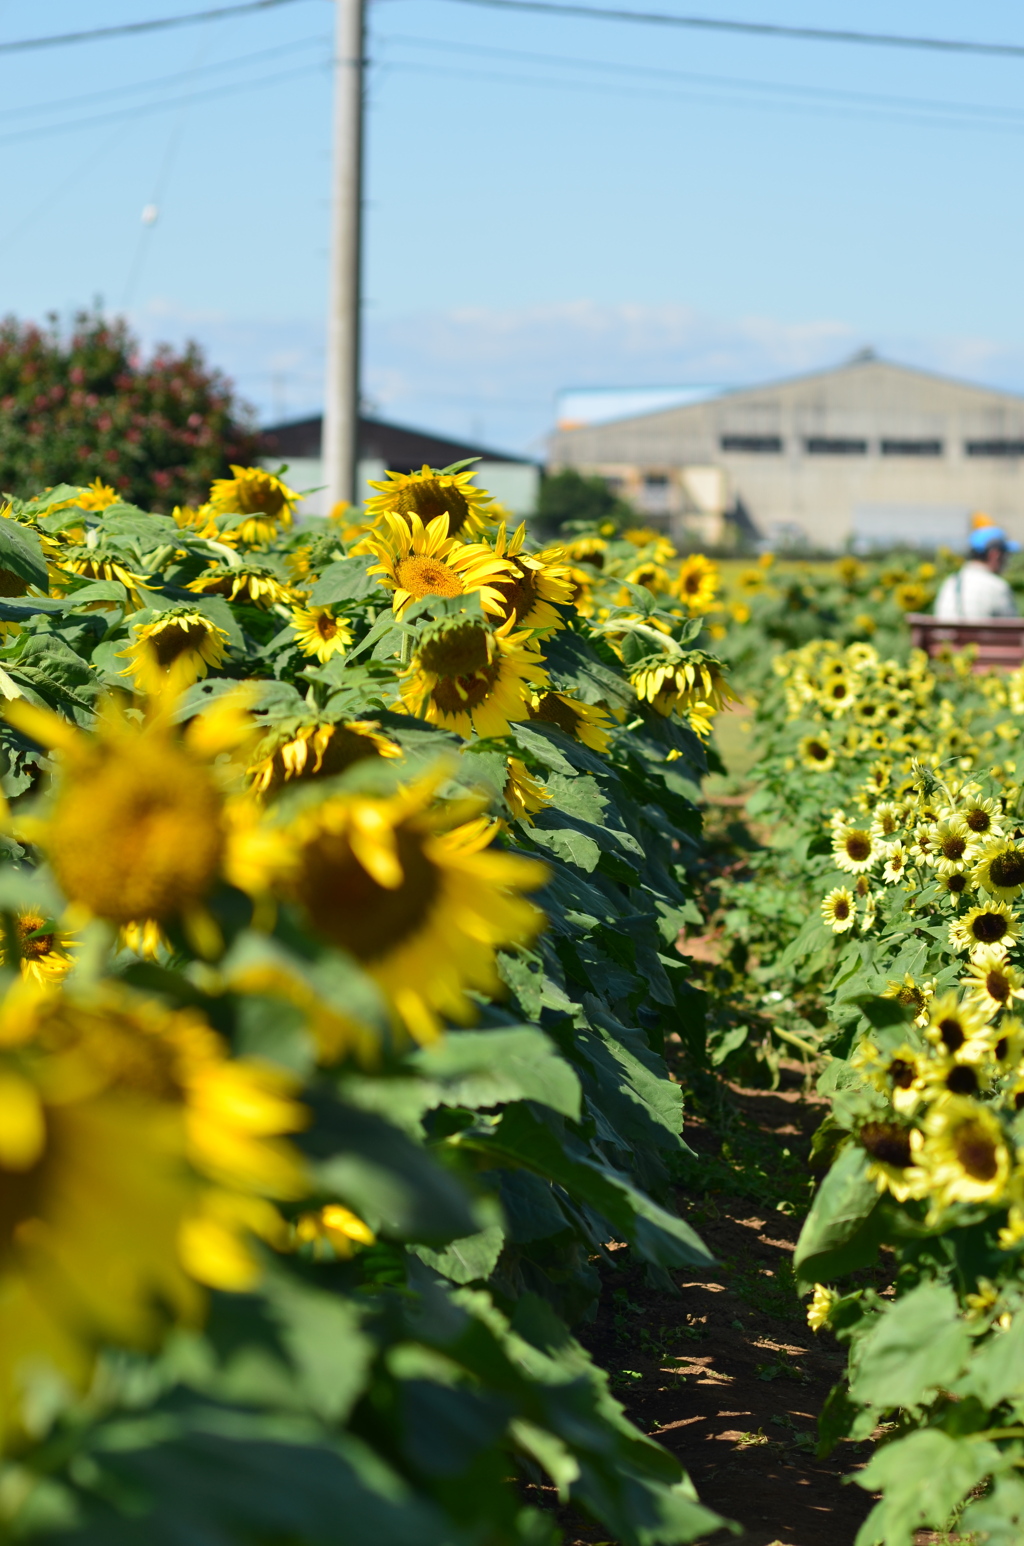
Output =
[{"x1": 399, "y1": 629, "x2": 412, "y2": 665}]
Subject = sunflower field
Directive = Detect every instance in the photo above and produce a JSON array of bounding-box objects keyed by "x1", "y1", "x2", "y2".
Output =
[{"x1": 0, "y1": 463, "x2": 752, "y2": 1544}]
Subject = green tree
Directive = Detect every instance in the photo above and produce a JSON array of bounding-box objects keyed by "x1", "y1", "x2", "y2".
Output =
[
  {"x1": 535, "y1": 467, "x2": 634, "y2": 532},
  {"x1": 0, "y1": 309, "x2": 260, "y2": 510}
]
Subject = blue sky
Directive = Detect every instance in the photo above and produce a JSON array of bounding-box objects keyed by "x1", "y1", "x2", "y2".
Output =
[{"x1": 4, "y1": 1, "x2": 1024, "y2": 452}]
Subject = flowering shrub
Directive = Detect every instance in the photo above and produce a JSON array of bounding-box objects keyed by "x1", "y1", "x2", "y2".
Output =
[
  {"x1": 0, "y1": 465, "x2": 733, "y2": 1543},
  {"x1": 0, "y1": 311, "x2": 259, "y2": 510}
]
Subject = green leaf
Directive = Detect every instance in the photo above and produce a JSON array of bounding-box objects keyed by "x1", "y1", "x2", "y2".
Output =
[
  {"x1": 850, "y1": 1283, "x2": 971, "y2": 1410},
  {"x1": 414, "y1": 1223, "x2": 506, "y2": 1285},
  {"x1": 793, "y1": 1145, "x2": 885, "y2": 1288},
  {"x1": 955, "y1": 1313, "x2": 1024, "y2": 1408},
  {"x1": 413, "y1": 1028, "x2": 582, "y2": 1120},
  {"x1": 310, "y1": 555, "x2": 381, "y2": 605},
  {"x1": 0, "y1": 517, "x2": 47, "y2": 590},
  {"x1": 854, "y1": 1429, "x2": 1003, "y2": 1546},
  {"x1": 527, "y1": 825, "x2": 601, "y2": 873}
]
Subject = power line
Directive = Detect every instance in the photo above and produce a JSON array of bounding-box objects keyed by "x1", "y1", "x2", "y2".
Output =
[
  {"x1": 436, "y1": 0, "x2": 1024, "y2": 62},
  {"x1": 384, "y1": 32, "x2": 1024, "y2": 130},
  {"x1": 0, "y1": 0, "x2": 313, "y2": 58}
]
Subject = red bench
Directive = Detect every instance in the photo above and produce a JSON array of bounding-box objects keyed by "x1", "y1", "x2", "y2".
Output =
[{"x1": 907, "y1": 613, "x2": 1024, "y2": 671}]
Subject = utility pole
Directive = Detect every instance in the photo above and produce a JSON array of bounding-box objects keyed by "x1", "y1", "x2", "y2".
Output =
[{"x1": 323, "y1": 0, "x2": 366, "y2": 511}]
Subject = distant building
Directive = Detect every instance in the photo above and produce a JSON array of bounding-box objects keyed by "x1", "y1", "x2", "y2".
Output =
[
  {"x1": 547, "y1": 354, "x2": 1024, "y2": 551},
  {"x1": 259, "y1": 415, "x2": 539, "y2": 518}
]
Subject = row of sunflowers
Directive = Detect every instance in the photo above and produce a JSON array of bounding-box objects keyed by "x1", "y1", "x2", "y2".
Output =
[
  {"x1": 702, "y1": 628, "x2": 1024, "y2": 1543},
  {"x1": 0, "y1": 462, "x2": 744, "y2": 1543}
]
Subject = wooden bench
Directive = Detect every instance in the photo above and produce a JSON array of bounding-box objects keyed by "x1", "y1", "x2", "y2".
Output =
[{"x1": 907, "y1": 613, "x2": 1024, "y2": 671}]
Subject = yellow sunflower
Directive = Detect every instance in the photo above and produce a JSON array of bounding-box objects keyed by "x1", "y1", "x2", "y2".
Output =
[
  {"x1": 857, "y1": 1119, "x2": 928, "y2": 1202},
  {"x1": 289, "y1": 605, "x2": 354, "y2": 664},
  {"x1": 401, "y1": 616, "x2": 549, "y2": 739},
  {"x1": 505, "y1": 756, "x2": 552, "y2": 823},
  {"x1": 1, "y1": 910, "x2": 76, "y2": 984},
  {"x1": 366, "y1": 511, "x2": 514, "y2": 619},
  {"x1": 819, "y1": 674, "x2": 856, "y2": 713},
  {"x1": 974, "y1": 839, "x2": 1024, "y2": 901},
  {"x1": 187, "y1": 564, "x2": 295, "y2": 609},
  {"x1": 119, "y1": 609, "x2": 229, "y2": 695},
  {"x1": 807, "y1": 1283, "x2": 840, "y2": 1332},
  {"x1": 629, "y1": 656, "x2": 735, "y2": 739},
  {"x1": 919, "y1": 1097, "x2": 1010, "y2": 1215},
  {"x1": 528, "y1": 690, "x2": 614, "y2": 753},
  {"x1": 798, "y1": 733, "x2": 834, "y2": 773},
  {"x1": 562, "y1": 536, "x2": 608, "y2": 569},
  {"x1": 289, "y1": 1204, "x2": 375, "y2": 1261},
  {"x1": 248, "y1": 720, "x2": 401, "y2": 796},
  {"x1": 5, "y1": 692, "x2": 252, "y2": 928},
  {"x1": 364, "y1": 465, "x2": 495, "y2": 539},
  {"x1": 881, "y1": 974, "x2": 934, "y2": 1026},
  {"x1": 277, "y1": 777, "x2": 548, "y2": 1041},
  {"x1": 821, "y1": 886, "x2": 856, "y2": 933},
  {"x1": 672, "y1": 554, "x2": 719, "y2": 614},
  {"x1": 488, "y1": 523, "x2": 574, "y2": 633},
  {"x1": 74, "y1": 477, "x2": 119, "y2": 512},
  {"x1": 207, "y1": 466, "x2": 300, "y2": 544}
]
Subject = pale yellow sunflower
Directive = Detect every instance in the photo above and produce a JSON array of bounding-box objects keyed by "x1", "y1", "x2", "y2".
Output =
[
  {"x1": 401, "y1": 615, "x2": 549, "y2": 739},
  {"x1": 364, "y1": 465, "x2": 495, "y2": 539},
  {"x1": 962, "y1": 946, "x2": 1024, "y2": 1015},
  {"x1": 857, "y1": 1119, "x2": 928, "y2": 1202},
  {"x1": 528, "y1": 690, "x2": 614, "y2": 753},
  {"x1": 277, "y1": 777, "x2": 548, "y2": 1041},
  {"x1": 974, "y1": 839, "x2": 1024, "y2": 901},
  {"x1": 289, "y1": 605, "x2": 354, "y2": 663},
  {"x1": 672, "y1": 554, "x2": 719, "y2": 614},
  {"x1": 949, "y1": 901, "x2": 1021, "y2": 958},
  {"x1": 831, "y1": 823, "x2": 878, "y2": 875},
  {"x1": 929, "y1": 817, "x2": 979, "y2": 876},
  {"x1": 798, "y1": 733, "x2": 834, "y2": 773},
  {"x1": 118, "y1": 609, "x2": 229, "y2": 695},
  {"x1": 918, "y1": 1097, "x2": 1010, "y2": 1215},
  {"x1": 821, "y1": 886, "x2": 856, "y2": 933},
  {"x1": 366, "y1": 511, "x2": 514, "y2": 619},
  {"x1": 187, "y1": 564, "x2": 295, "y2": 609}
]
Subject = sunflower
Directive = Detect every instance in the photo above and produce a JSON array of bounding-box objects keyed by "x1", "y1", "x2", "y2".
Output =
[
  {"x1": 873, "y1": 1043, "x2": 926, "y2": 1114},
  {"x1": 831, "y1": 823, "x2": 877, "y2": 874},
  {"x1": 366, "y1": 511, "x2": 514, "y2": 619},
  {"x1": 289, "y1": 605, "x2": 354, "y2": 664},
  {"x1": 74, "y1": 477, "x2": 119, "y2": 512},
  {"x1": 950, "y1": 901, "x2": 1020, "y2": 958},
  {"x1": 528, "y1": 690, "x2": 614, "y2": 753},
  {"x1": 672, "y1": 554, "x2": 719, "y2": 614},
  {"x1": 807, "y1": 1284, "x2": 840, "y2": 1332},
  {"x1": 401, "y1": 616, "x2": 547, "y2": 739},
  {"x1": 973, "y1": 839, "x2": 1024, "y2": 901},
  {"x1": 870, "y1": 802, "x2": 902, "y2": 842},
  {"x1": 820, "y1": 675, "x2": 856, "y2": 713},
  {"x1": 488, "y1": 523, "x2": 574, "y2": 633},
  {"x1": 920, "y1": 1053, "x2": 992, "y2": 1104},
  {"x1": 881, "y1": 842, "x2": 912, "y2": 886},
  {"x1": 1, "y1": 910, "x2": 76, "y2": 984},
  {"x1": 881, "y1": 973, "x2": 934, "y2": 1025},
  {"x1": 987, "y1": 1013, "x2": 1024, "y2": 1068},
  {"x1": 248, "y1": 720, "x2": 401, "y2": 796},
  {"x1": 929, "y1": 817, "x2": 979, "y2": 876},
  {"x1": 630, "y1": 655, "x2": 735, "y2": 738},
  {"x1": 505, "y1": 756, "x2": 552, "y2": 822},
  {"x1": 923, "y1": 992, "x2": 989, "y2": 1056},
  {"x1": 289, "y1": 1204, "x2": 375, "y2": 1261},
  {"x1": 187, "y1": 563, "x2": 294, "y2": 609},
  {"x1": 960, "y1": 795, "x2": 1003, "y2": 841},
  {"x1": 962, "y1": 947, "x2": 1024, "y2": 1015},
  {"x1": 798, "y1": 733, "x2": 834, "y2": 773},
  {"x1": 54, "y1": 548, "x2": 150, "y2": 603},
  {"x1": 821, "y1": 886, "x2": 856, "y2": 932},
  {"x1": 278, "y1": 778, "x2": 547, "y2": 1041},
  {"x1": 364, "y1": 465, "x2": 494, "y2": 539},
  {"x1": 622, "y1": 560, "x2": 673, "y2": 598},
  {"x1": 919, "y1": 1098, "x2": 1010, "y2": 1215},
  {"x1": 6, "y1": 695, "x2": 233, "y2": 928},
  {"x1": 857, "y1": 1120, "x2": 927, "y2": 1202},
  {"x1": 562, "y1": 536, "x2": 608, "y2": 569},
  {"x1": 119, "y1": 609, "x2": 229, "y2": 695},
  {"x1": 208, "y1": 466, "x2": 299, "y2": 544},
  {"x1": 835, "y1": 556, "x2": 865, "y2": 586}
]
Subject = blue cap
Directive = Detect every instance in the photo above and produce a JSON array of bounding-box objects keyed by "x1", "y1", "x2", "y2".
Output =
[{"x1": 969, "y1": 525, "x2": 1021, "y2": 554}]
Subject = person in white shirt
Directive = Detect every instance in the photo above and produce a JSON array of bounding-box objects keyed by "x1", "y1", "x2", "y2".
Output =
[{"x1": 934, "y1": 527, "x2": 1020, "y2": 620}]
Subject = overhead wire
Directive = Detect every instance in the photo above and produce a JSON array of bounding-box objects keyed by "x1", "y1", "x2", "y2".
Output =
[
  {"x1": 380, "y1": 32, "x2": 1024, "y2": 133},
  {"x1": 0, "y1": 0, "x2": 314, "y2": 57}
]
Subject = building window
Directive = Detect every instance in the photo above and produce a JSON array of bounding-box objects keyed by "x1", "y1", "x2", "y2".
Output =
[
  {"x1": 641, "y1": 474, "x2": 670, "y2": 513},
  {"x1": 603, "y1": 475, "x2": 624, "y2": 492},
  {"x1": 965, "y1": 439, "x2": 1024, "y2": 457},
  {"x1": 804, "y1": 437, "x2": 868, "y2": 455},
  {"x1": 880, "y1": 439, "x2": 943, "y2": 456},
  {"x1": 719, "y1": 434, "x2": 783, "y2": 453}
]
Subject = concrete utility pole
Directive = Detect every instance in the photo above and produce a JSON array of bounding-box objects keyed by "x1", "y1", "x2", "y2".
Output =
[{"x1": 323, "y1": 0, "x2": 366, "y2": 510}]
